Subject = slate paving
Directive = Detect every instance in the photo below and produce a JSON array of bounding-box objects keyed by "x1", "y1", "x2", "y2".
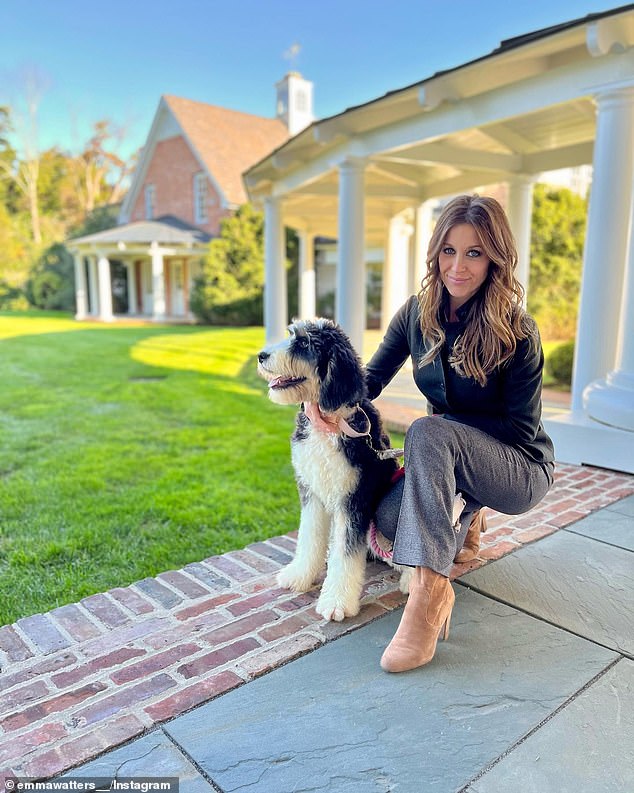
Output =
[
  {"x1": 465, "y1": 659, "x2": 633, "y2": 793},
  {"x1": 61, "y1": 732, "x2": 215, "y2": 793},
  {"x1": 462, "y1": 520, "x2": 634, "y2": 658},
  {"x1": 563, "y1": 493, "x2": 634, "y2": 551},
  {"x1": 62, "y1": 496, "x2": 634, "y2": 793},
  {"x1": 163, "y1": 590, "x2": 616, "y2": 793}
]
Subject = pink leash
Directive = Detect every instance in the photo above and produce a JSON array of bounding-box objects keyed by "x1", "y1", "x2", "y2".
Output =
[{"x1": 303, "y1": 401, "x2": 371, "y2": 438}]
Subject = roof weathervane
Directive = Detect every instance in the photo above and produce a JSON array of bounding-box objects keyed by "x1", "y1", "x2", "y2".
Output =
[{"x1": 283, "y1": 42, "x2": 301, "y2": 72}]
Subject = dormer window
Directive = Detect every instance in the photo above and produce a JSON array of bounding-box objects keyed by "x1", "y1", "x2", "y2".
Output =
[
  {"x1": 194, "y1": 172, "x2": 208, "y2": 224},
  {"x1": 144, "y1": 184, "x2": 155, "y2": 220}
]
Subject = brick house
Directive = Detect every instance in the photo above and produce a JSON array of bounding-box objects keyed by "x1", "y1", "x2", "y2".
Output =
[{"x1": 69, "y1": 73, "x2": 313, "y2": 321}]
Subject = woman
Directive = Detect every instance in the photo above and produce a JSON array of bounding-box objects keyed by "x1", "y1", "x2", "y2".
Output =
[{"x1": 366, "y1": 194, "x2": 555, "y2": 673}]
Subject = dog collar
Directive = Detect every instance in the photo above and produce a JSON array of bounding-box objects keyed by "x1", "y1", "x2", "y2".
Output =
[{"x1": 303, "y1": 402, "x2": 371, "y2": 439}]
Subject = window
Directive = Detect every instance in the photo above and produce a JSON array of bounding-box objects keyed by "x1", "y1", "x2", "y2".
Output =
[
  {"x1": 194, "y1": 172, "x2": 208, "y2": 224},
  {"x1": 144, "y1": 184, "x2": 155, "y2": 220},
  {"x1": 296, "y1": 88, "x2": 307, "y2": 113}
]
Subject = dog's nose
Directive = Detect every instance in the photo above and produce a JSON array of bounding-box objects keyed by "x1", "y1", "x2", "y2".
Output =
[{"x1": 257, "y1": 351, "x2": 270, "y2": 364}]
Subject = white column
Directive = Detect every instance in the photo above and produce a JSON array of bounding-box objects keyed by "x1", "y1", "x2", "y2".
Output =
[
  {"x1": 264, "y1": 195, "x2": 287, "y2": 343},
  {"x1": 382, "y1": 212, "x2": 412, "y2": 331},
  {"x1": 88, "y1": 256, "x2": 99, "y2": 316},
  {"x1": 336, "y1": 157, "x2": 366, "y2": 352},
  {"x1": 151, "y1": 243, "x2": 166, "y2": 321},
  {"x1": 506, "y1": 176, "x2": 534, "y2": 301},
  {"x1": 583, "y1": 176, "x2": 634, "y2": 431},
  {"x1": 126, "y1": 262, "x2": 138, "y2": 315},
  {"x1": 97, "y1": 255, "x2": 114, "y2": 322},
  {"x1": 412, "y1": 200, "x2": 434, "y2": 292},
  {"x1": 298, "y1": 230, "x2": 316, "y2": 319},
  {"x1": 571, "y1": 85, "x2": 634, "y2": 411},
  {"x1": 73, "y1": 253, "x2": 88, "y2": 320}
]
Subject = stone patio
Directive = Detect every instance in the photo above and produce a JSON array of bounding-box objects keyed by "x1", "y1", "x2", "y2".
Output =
[
  {"x1": 57, "y1": 491, "x2": 634, "y2": 793},
  {"x1": 1, "y1": 456, "x2": 632, "y2": 785}
]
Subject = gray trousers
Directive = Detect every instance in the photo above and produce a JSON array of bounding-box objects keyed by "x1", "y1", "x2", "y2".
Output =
[{"x1": 374, "y1": 417, "x2": 555, "y2": 576}]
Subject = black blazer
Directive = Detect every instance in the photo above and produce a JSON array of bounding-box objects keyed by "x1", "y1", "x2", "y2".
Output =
[{"x1": 365, "y1": 295, "x2": 555, "y2": 464}]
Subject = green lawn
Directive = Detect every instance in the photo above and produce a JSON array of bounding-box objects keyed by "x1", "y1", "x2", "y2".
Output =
[
  {"x1": 0, "y1": 314, "x2": 305, "y2": 625},
  {"x1": 0, "y1": 312, "x2": 553, "y2": 625}
]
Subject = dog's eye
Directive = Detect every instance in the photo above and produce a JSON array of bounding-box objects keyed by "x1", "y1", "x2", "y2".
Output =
[{"x1": 295, "y1": 336, "x2": 309, "y2": 349}]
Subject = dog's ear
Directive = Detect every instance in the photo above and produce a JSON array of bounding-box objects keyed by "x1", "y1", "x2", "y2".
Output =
[{"x1": 317, "y1": 327, "x2": 366, "y2": 412}]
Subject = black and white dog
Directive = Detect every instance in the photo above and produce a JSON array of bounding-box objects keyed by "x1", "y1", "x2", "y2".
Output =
[{"x1": 257, "y1": 319, "x2": 406, "y2": 622}]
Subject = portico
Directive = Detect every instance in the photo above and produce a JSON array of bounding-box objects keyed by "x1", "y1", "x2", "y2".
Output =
[
  {"x1": 245, "y1": 7, "x2": 634, "y2": 473},
  {"x1": 68, "y1": 215, "x2": 211, "y2": 323}
]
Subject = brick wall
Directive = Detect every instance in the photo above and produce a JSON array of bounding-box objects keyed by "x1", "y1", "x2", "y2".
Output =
[{"x1": 129, "y1": 136, "x2": 231, "y2": 235}]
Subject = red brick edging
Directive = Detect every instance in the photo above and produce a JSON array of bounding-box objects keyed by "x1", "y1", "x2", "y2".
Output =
[{"x1": 1, "y1": 463, "x2": 632, "y2": 781}]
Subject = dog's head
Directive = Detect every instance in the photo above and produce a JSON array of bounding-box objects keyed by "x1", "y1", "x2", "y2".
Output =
[{"x1": 257, "y1": 319, "x2": 367, "y2": 411}]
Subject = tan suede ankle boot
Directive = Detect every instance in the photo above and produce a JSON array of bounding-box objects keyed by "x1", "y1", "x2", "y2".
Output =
[
  {"x1": 380, "y1": 567, "x2": 455, "y2": 673},
  {"x1": 454, "y1": 509, "x2": 487, "y2": 563}
]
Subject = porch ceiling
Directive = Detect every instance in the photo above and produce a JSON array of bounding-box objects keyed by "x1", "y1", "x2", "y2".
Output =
[
  {"x1": 273, "y1": 98, "x2": 598, "y2": 245},
  {"x1": 245, "y1": 6, "x2": 634, "y2": 246}
]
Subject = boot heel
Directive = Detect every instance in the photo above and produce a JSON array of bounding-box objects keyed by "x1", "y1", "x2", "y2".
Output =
[{"x1": 441, "y1": 610, "x2": 452, "y2": 641}]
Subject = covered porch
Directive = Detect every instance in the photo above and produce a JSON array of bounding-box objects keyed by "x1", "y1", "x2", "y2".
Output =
[
  {"x1": 245, "y1": 7, "x2": 634, "y2": 474},
  {"x1": 68, "y1": 215, "x2": 212, "y2": 323}
]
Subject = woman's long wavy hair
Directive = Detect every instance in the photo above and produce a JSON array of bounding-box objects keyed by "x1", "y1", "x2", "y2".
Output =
[{"x1": 418, "y1": 194, "x2": 532, "y2": 386}]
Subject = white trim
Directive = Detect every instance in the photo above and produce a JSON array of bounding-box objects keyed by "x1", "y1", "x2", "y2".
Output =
[
  {"x1": 144, "y1": 184, "x2": 156, "y2": 220},
  {"x1": 193, "y1": 172, "x2": 208, "y2": 224}
]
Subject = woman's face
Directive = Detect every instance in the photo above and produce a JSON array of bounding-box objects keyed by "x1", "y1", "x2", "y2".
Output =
[{"x1": 438, "y1": 223, "x2": 491, "y2": 317}]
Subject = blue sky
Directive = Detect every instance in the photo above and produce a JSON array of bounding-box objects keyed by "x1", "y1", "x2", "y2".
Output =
[{"x1": 0, "y1": 0, "x2": 627, "y2": 159}]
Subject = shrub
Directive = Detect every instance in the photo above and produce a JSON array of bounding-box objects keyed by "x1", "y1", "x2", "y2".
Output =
[
  {"x1": 25, "y1": 242, "x2": 75, "y2": 311},
  {"x1": 192, "y1": 203, "x2": 299, "y2": 326},
  {"x1": 190, "y1": 280, "x2": 263, "y2": 326},
  {"x1": 316, "y1": 289, "x2": 335, "y2": 319},
  {"x1": 191, "y1": 204, "x2": 264, "y2": 325},
  {"x1": 546, "y1": 340, "x2": 574, "y2": 386},
  {"x1": 529, "y1": 185, "x2": 587, "y2": 341},
  {"x1": 0, "y1": 280, "x2": 29, "y2": 310}
]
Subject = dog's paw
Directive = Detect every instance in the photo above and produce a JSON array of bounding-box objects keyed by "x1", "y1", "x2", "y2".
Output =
[
  {"x1": 276, "y1": 563, "x2": 315, "y2": 593},
  {"x1": 315, "y1": 591, "x2": 360, "y2": 622}
]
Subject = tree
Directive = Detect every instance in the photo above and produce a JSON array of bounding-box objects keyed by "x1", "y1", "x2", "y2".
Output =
[
  {"x1": 191, "y1": 204, "x2": 299, "y2": 326},
  {"x1": 68, "y1": 120, "x2": 135, "y2": 215},
  {"x1": 0, "y1": 92, "x2": 134, "y2": 311},
  {"x1": 23, "y1": 201, "x2": 120, "y2": 313},
  {"x1": 0, "y1": 107, "x2": 32, "y2": 306},
  {"x1": 191, "y1": 204, "x2": 265, "y2": 325},
  {"x1": 528, "y1": 184, "x2": 587, "y2": 340},
  {"x1": 0, "y1": 68, "x2": 49, "y2": 245}
]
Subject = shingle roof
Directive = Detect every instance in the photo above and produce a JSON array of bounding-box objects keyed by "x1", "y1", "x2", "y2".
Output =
[
  {"x1": 164, "y1": 95, "x2": 289, "y2": 206},
  {"x1": 69, "y1": 215, "x2": 212, "y2": 247}
]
